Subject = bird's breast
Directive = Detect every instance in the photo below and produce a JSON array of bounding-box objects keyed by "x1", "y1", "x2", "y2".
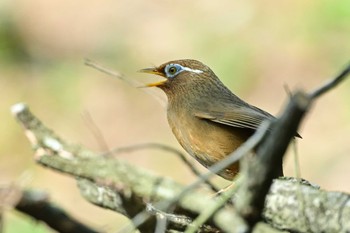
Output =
[{"x1": 167, "y1": 107, "x2": 252, "y2": 179}]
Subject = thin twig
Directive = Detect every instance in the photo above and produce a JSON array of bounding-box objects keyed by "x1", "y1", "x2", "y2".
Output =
[
  {"x1": 84, "y1": 59, "x2": 166, "y2": 107},
  {"x1": 184, "y1": 178, "x2": 241, "y2": 233},
  {"x1": 291, "y1": 140, "x2": 302, "y2": 179},
  {"x1": 154, "y1": 212, "x2": 167, "y2": 233},
  {"x1": 147, "y1": 204, "x2": 191, "y2": 231},
  {"x1": 146, "y1": 203, "x2": 220, "y2": 232},
  {"x1": 309, "y1": 63, "x2": 350, "y2": 99},
  {"x1": 85, "y1": 59, "x2": 128, "y2": 83},
  {"x1": 82, "y1": 110, "x2": 110, "y2": 154},
  {"x1": 283, "y1": 83, "x2": 292, "y2": 98},
  {"x1": 105, "y1": 143, "x2": 219, "y2": 193}
]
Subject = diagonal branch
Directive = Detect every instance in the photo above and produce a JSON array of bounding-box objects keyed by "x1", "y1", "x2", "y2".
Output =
[
  {"x1": 105, "y1": 143, "x2": 219, "y2": 193},
  {"x1": 309, "y1": 63, "x2": 350, "y2": 99},
  {"x1": 15, "y1": 189, "x2": 99, "y2": 233}
]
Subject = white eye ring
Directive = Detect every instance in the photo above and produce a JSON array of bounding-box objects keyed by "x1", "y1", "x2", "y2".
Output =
[
  {"x1": 164, "y1": 64, "x2": 183, "y2": 78},
  {"x1": 164, "y1": 64, "x2": 203, "y2": 78}
]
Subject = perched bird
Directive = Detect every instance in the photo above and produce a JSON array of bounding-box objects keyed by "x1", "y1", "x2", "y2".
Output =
[{"x1": 140, "y1": 59, "x2": 277, "y2": 180}]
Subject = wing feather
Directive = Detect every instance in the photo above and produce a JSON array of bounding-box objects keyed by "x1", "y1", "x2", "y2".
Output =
[{"x1": 194, "y1": 104, "x2": 274, "y2": 131}]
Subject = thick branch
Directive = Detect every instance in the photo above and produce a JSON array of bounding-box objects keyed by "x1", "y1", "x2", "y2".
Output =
[
  {"x1": 14, "y1": 189, "x2": 98, "y2": 233},
  {"x1": 264, "y1": 178, "x2": 350, "y2": 233},
  {"x1": 236, "y1": 91, "x2": 310, "y2": 227}
]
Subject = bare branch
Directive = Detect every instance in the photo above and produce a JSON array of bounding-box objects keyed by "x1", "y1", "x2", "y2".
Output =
[
  {"x1": 236, "y1": 91, "x2": 310, "y2": 228},
  {"x1": 12, "y1": 188, "x2": 99, "y2": 233},
  {"x1": 82, "y1": 110, "x2": 110, "y2": 153},
  {"x1": 84, "y1": 59, "x2": 167, "y2": 107},
  {"x1": 309, "y1": 62, "x2": 350, "y2": 99},
  {"x1": 105, "y1": 143, "x2": 219, "y2": 193},
  {"x1": 184, "y1": 181, "x2": 239, "y2": 233},
  {"x1": 85, "y1": 59, "x2": 126, "y2": 83}
]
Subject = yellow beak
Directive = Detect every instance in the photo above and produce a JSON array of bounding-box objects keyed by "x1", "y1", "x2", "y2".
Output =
[{"x1": 139, "y1": 67, "x2": 167, "y2": 87}]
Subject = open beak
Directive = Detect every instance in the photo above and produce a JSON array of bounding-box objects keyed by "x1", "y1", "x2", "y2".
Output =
[{"x1": 138, "y1": 67, "x2": 167, "y2": 87}]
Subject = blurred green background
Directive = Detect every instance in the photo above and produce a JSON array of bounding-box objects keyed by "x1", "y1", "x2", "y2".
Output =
[{"x1": 1, "y1": 0, "x2": 350, "y2": 232}]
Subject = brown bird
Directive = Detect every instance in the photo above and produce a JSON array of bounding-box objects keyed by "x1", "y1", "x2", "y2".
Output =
[{"x1": 140, "y1": 59, "x2": 277, "y2": 180}]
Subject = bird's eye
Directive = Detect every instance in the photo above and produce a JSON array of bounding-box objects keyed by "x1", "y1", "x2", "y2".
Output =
[
  {"x1": 165, "y1": 64, "x2": 183, "y2": 78},
  {"x1": 168, "y1": 66, "x2": 177, "y2": 75}
]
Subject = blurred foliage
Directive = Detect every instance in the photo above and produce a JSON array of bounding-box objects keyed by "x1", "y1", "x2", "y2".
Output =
[
  {"x1": 0, "y1": 18, "x2": 31, "y2": 65},
  {"x1": 311, "y1": 0, "x2": 350, "y2": 29},
  {"x1": 4, "y1": 213, "x2": 49, "y2": 233},
  {"x1": 0, "y1": 0, "x2": 349, "y2": 232}
]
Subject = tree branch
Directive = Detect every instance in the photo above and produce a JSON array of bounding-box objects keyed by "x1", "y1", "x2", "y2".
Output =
[
  {"x1": 11, "y1": 100, "x2": 350, "y2": 233},
  {"x1": 11, "y1": 60, "x2": 350, "y2": 233},
  {"x1": 234, "y1": 62, "x2": 350, "y2": 231},
  {"x1": 309, "y1": 63, "x2": 350, "y2": 99},
  {"x1": 105, "y1": 143, "x2": 219, "y2": 193},
  {"x1": 0, "y1": 185, "x2": 98, "y2": 233},
  {"x1": 15, "y1": 189, "x2": 99, "y2": 233}
]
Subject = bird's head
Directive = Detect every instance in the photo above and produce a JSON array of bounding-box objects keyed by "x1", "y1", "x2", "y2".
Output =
[{"x1": 139, "y1": 59, "x2": 219, "y2": 94}]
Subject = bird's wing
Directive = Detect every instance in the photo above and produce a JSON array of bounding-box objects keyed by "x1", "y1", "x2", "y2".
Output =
[{"x1": 194, "y1": 103, "x2": 274, "y2": 131}]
